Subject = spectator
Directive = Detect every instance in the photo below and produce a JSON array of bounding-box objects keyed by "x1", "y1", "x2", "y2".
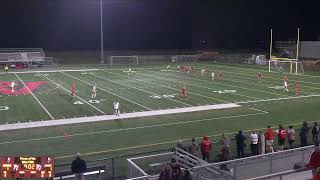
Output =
[
  {"x1": 313, "y1": 167, "x2": 320, "y2": 180},
  {"x1": 277, "y1": 125, "x2": 286, "y2": 151},
  {"x1": 249, "y1": 130, "x2": 259, "y2": 156},
  {"x1": 170, "y1": 158, "x2": 181, "y2": 180},
  {"x1": 265, "y1": 126, "x2": 274, "y2": 153},
  {"x1": 176, "y1": 140, "x2": 187, "y2": 151},
  {"x1": 306, "y1": 141, "x2": 320, "y2": 175},
  {"x1": 312, "y1": 122, "x2": 319, "y2": 145},
  {"x1": 159, "y1": 164, "x2": 174, "y2": 180},
  {"x1": 181, "y1": 169, "x2": 192, "y2": 180},
  {"x1": 287, "y1": 126, "x2": 296, "y2": 149},
  {"x1": 71, "y1": 153, "x2": 87, "y2": 180},
  {"x1": 220, "y1": 134, "x2": 232, "y2": 160},
  {"x1": 300, "y1": 122, "x2": 310, "y2": 147},
  {"x1": 187, "y1": 138, "x2": 199, "y2": 157},
  {"x1": 235, "y1": 130, "x2": 246, "y2": 158},
  {"x1": 200, "y1": 136, "x2": 212, "y2": 161},
  {"x1": 258, "y1": 131, "x2": 265, "y2": 155}
]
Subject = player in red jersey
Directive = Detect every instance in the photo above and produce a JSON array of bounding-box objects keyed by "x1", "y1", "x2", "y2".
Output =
[
  {"x1": 294, "y1": 80, "x2": 299, "y2": 96},
  {"x1": 257, "y1": 72, "x2": 263, "y2": 81},
  {"x1": 71, "y1": 81, "x2": 75, "y2": 97},
  {"x1": 181, "y1": 85, "x2": 187, "y2": 98}
]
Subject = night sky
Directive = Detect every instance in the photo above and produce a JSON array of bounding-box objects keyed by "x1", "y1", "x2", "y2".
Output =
[{"x1": 0, "y1": 0, "x2": 319, "y2": 50}]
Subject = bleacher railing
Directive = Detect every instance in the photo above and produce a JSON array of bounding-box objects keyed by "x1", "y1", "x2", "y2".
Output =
[{"x1": 193, "y1": 145, "x2": 314, "y2": 180}]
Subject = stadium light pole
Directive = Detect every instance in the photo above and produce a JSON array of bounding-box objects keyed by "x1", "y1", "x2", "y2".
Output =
[{"x1": 100, "y1": 0, "x2": 104, "y2": 63}]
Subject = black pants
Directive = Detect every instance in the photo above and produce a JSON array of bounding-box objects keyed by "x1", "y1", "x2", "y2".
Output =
[
  {"x1": 300, "y1": 136, "x2": 308, "y2": 147},
  {"x1": 288, "y1": 139, "x2": 295, "y2": 149},
  {"x1": 250, "y1": 144, "x2": 259, "y2": 156},
  {"x1": 237, "y1": 146, "x2": 244, "y2": 158},
  {"x1": 313, "y1": 135, "x2": 319, "y2": 145},
  {"x1": 202, "y1": 152, "x2": 210, "y2": 161}
]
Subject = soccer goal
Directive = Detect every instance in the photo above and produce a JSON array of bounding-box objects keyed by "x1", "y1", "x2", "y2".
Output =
[
  {"x1": 110, "y1": 56, "x2": 139, "y2": 66},
  {"x1": 268, "y1": 60, "x2": 304, "y2": 74}
]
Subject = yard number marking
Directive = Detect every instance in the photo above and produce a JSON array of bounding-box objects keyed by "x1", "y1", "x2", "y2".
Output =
[
  {"x1": 150, "y1": 94, "x2": 177, "y2": 99},
  {"x1": 213, "y1": 90, "x2": 236, "y2": 94},
  {"x1": 0, "y1": 106, "x2": 9, "y2": 111}
]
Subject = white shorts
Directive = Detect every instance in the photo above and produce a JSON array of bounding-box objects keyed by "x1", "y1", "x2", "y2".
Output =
[{"x1": 266, "y1": 140, "x2": 273, "y2": 146}]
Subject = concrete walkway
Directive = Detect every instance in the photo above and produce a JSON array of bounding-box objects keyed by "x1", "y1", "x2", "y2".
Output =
[{"x1": 0, "y1": 103, "x2": 240, "y2": 131}]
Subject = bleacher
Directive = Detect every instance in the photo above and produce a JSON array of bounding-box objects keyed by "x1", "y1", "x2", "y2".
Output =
[
  {"x1": 0, "y1": 48, "x2": 57, "y2": 67},
  {"x1": 126, "y1": 145, "x2": 315, "y2": 180}
]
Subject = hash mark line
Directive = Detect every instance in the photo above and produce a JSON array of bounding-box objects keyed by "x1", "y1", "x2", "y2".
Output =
[
  {"x1": 105, "y1": 71, "x2": 229, "y2": 103},
  {"x1": 0, "y1": 111, "x2": 266, "y2": 146},
  {"x1": 61, "y1": 72, "x2": 153, "y2": 111},
  {"x1": 90, "y1": 73, "x2": 192, "y2": 107},
  {"x1": 39, "y1": 73, "x2": 106, "y2": 115},
  {"x1": 14, "y1": 73, "x2": 55, "y2": 120},
  {"x1": 248, "y1": 107, "x2": 269, "y2": 114},
  {"x1": 150, "y1": 69, "x2": 288, "y2": 98}
]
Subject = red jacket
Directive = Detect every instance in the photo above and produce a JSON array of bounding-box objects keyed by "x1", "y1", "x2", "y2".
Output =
[
  {"x1": 265, "y1": 128, "x2": 274, "y2": 140},
  {"x1": 201, "y1": 136, "x2": 212, "y2": 154},
  {"x1": 313, "y1": 174, "x2": 320, "y2": 180},
  {"x1": 278, "y1": 128, "x2": 286, "y2": 140},
  {"x1": 307, "y1": 149, "x2": 320, "y2": 169}
]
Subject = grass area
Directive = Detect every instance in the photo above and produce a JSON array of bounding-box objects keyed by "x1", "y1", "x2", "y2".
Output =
[{"x1": 0, "y1": 62, "x2": 320, "y2": 179}]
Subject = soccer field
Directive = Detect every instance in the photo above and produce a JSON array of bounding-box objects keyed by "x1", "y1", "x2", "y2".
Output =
[{"x1": 1, "y1": 62, "x2": 320, "y2": 177}]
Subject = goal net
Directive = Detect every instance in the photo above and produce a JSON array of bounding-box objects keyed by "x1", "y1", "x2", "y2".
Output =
[
  {"x1": 110, "y1": 56, "x2": 139, "y2": 65},
  {"x1": 268, "y1": 60, "x2": 304, "y2": 74}
]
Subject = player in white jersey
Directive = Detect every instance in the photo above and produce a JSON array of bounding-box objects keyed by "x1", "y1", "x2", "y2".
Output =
[
  {"x1": 113, "y1": 100, "x2": 120, "y2": 116},
  {"x1": 166, "y1": 65, "x2": 170, "y2": 71},
  {"x1": 128, "y1": 68, "x2": 133, "y2": 77},
  {"x1": 201, "y1": 69, "x2": 205, "y2": 76},
  {"x1": 211, "y1": 72, "x2": 215, "y2": 80},
  {"x1": 283, "y1": 76, "x2": 289, "y2": 92},
  {"x1": 91, "y1": 84, "x2": 97, "y2": 98},
  {"x1": 10, "y1": 81, "x2": 16, "y2": 93}
]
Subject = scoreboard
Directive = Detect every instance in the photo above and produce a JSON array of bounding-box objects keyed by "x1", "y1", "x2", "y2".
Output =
[{"x1": 0, "y1": 156, "x2": 54, "y2": 178}]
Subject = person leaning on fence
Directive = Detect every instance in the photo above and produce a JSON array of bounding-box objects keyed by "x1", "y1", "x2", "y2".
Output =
[
  {"x1": 313, "y1": 167, "x2": 320, "y2": 180},
  {"x1": 235, "y1": 130, "x2": 246, "y2": 158},
  {"x1": 287, "y1": 125, "x2": 296, "y2": 149},
  {"x1": 306, "y1": 141, "x2": 320, "y2": 175},
  {"x1": 300, "y1": 122, "x2": 310, "y2": 147},
  {"x1": 312, "y1": 122, "x2": 319, "y2": 145},
  {"x1": 71, "y1": 153, "x2": 87, "y2": 180},
  {"x1": 200, "y1": 136, "x2": 212, "y2": 161},
  {"x1": 187, "y1": 138, "x2": 199, "y2": 157},
  {"x1": 258, "y1": 131, "x2": 265, "y2": 155},
  {"x1": 265, "y1": 126, "x2": 274, "y2": 153},
  {"x1": 220, "y1": 134, "x2": 232, "y2": 160},
  {"x1": 159, "y1": 164, "x2": 174, "y2": 180},
  {"x1": 249, "y1": 130, "x2": 259, "y2": 156}
]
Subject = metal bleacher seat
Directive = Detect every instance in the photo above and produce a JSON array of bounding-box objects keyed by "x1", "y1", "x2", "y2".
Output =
[{"x1": 54, "y1": 165, "x2": 106, "y2": 180}]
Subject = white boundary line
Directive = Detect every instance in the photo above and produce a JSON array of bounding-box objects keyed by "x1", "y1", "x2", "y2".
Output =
[
  {"x1": 90, "y1": 73, "x2": 192, "y2": 107},
  {"x1": 61, "y1": 72, "x2": 153, "y2": 111},
  {"x1": 0, "y1": 103, "x2": 241, "y2": 131},
  {"x1": 237, "y1": 94, "x2": 320, "y2": 104},
  {"x1": 39, "y1": 73, "x2": 106, "y2": 115},
  {"x1": 14, "y1": 73, "x2": 54, "y2": 120},
  {"x1": 0, "y1": 107, "x2": 268, "y2": 145},
  {"x1": 104, "y1": 71, "x2": 229, "y2": 104}
]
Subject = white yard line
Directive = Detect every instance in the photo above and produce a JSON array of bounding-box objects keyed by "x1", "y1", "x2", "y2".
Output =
[
  {"x1": 105, "y1": 71, "x2": 229, "y2": 104},
  {"x1": 90, "y1": 73, "x2": 192, "y2": 107},
  {"x1": 39, "y1": 73, "x2": 106, "y2": 115},
  {"x1": 146, "y1": 69, "x2": 288, "y2": 97},
  {"x1": 237, "y1": 94, "x2": 320, "y2": 104},
  {"x1": 0, "y1": 103, "x2": 241, "y2": 132},
  {"x1": 14, "y1": 73, "x2": 54, "y2": 120},
  {"x1": 61, "y1": 72, "x2": 153, "y2": 111},
  {"x1": 0, "y1": 106, "x2": 269, "y2": 145},
  {"x1": 143, "y1": 69, "x2": 260, "y2": 100}
]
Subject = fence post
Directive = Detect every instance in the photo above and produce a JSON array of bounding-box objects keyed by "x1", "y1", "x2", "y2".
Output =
[
  {"x1": 233, "y1": 166, "x2": 237, "y2": 180},
  {"x1": 112, "y1": 157, "x2": 115, "y2": 180},
  {"x1": 269, "y1": 156, "x2": 273, "y2": 174}
]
